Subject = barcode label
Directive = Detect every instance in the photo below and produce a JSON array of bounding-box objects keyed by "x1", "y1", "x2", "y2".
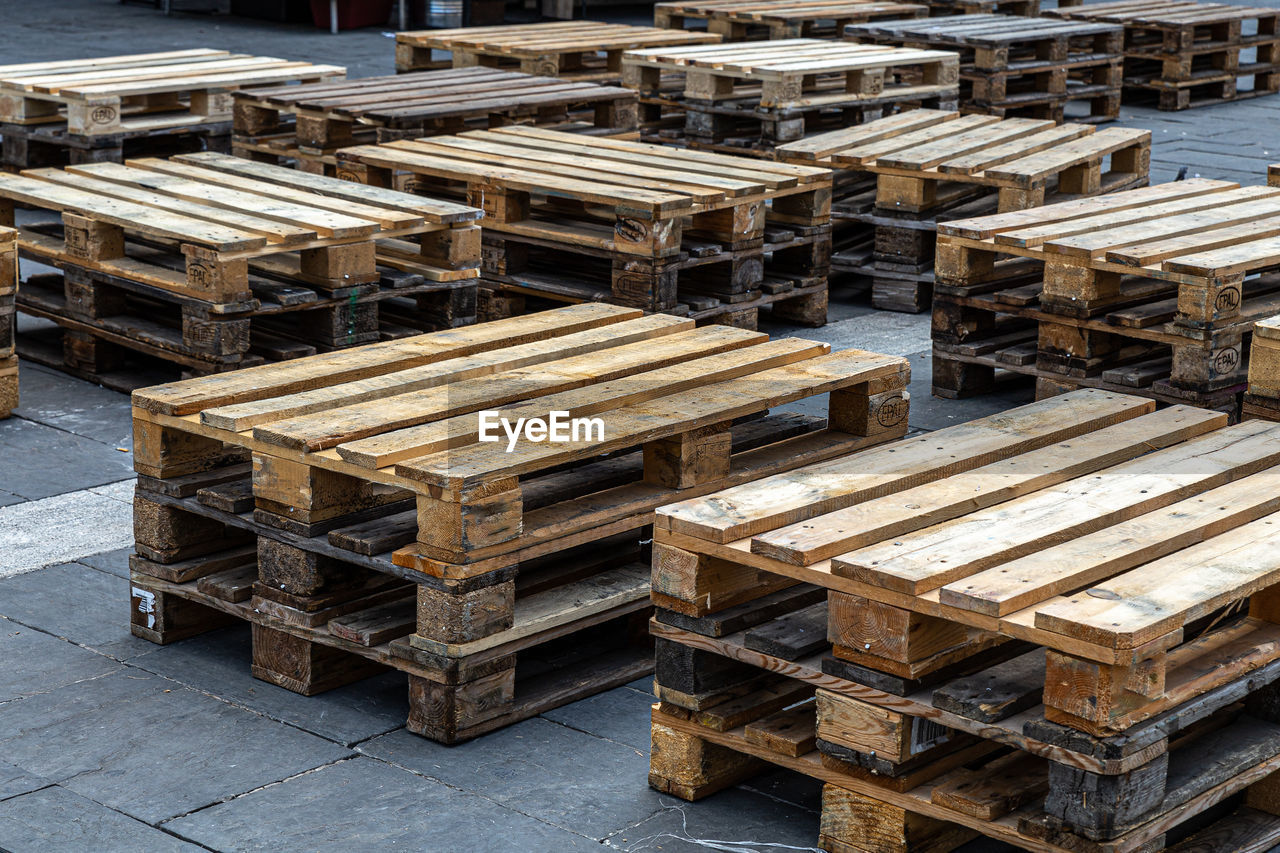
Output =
[{"x1": 910, "y1": 718, "x2": 951, "y2": 754}]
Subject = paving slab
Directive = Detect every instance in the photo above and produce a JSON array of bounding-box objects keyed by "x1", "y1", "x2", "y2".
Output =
[
  {"x1": 0, "y1": 786, "x2": 205, "y2": 853},
  {"x1": 0, "y1": 489, "x2": 24, "y2": 508},
  {"x1": 0, "y1": 480, "x2": 135, "y2": 577},
  {"x1": 608, "y1": 787, "x2": 818, "y2": 852},
  {"x1": 360, "y1": 717, "x2": 669, "y2": 840},
  {"x1": 12, "y1": 362, "x2": 134, "y2": 450},
  {"x1": 541, "y1": 684, "x2": 655, "y2": 753},
  {"x1": 0, "y1": 668, "x2": 351, "y2": 824},
  {"x1": 76, "y1": 546, "x2": 131, "y2": 580},
  {"x1": 129, "y1": 625, "x2": 409, "y2": 746},
  {"x1": 0, "y1": 418, "x2": 133, "y2": 500},
  {"x1": 164, "y1": 755, "x2": 596, "y2": 852},
  {"x1": 0, "y1": 762, "x2": 52, "y2": 803},
  {"x1": 0, "y1": 616, "x2": 121, "y2": 702},
  {"x1": 0, "y1": 562, "x2": 154, "y2": 660}
]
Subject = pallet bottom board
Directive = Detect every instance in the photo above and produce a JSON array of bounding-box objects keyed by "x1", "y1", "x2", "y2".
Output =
[
  {"x1": 130, "y1": 567, "x2": 654, "y2": 744},
  {"x1": 932, "y1": 348, "x2": 1244, "y2": 415},
  {"x1": 650, "y1": 705, "x2": 1280, "y2": 853}
]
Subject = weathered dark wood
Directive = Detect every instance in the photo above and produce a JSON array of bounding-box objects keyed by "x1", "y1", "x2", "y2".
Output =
[
  {"x1": 744, "y1": 601, "x2": 828, "y2": 660},
  {"x1": 933, "y1": 648, "x2": 1046, "y2": 723},
  {"x1": 655, "y1": 585, "x2": 825, "y2": 638}
]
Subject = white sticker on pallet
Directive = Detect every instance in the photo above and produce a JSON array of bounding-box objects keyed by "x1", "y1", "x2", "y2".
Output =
[{"x1": 132, "y1": 586, "x2": 156, "y2": 629}]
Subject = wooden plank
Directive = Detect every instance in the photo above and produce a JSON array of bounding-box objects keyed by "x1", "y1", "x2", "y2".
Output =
[
  {"x1": 406, "y1": 563, "x2": 650, "y2": 658},
  {"x1": 254, "y1": 325, "x2": 769, "y2": 452},
  {"x1": 132, "y1": 303, "x2": 641, "y2": 416},
  {"x1": 774, "y1": 109, "x2": 959, "y2": 162},
  {"x1": 751, "y1": 406, "x2": 1224, "y2": 566},
  {"x1": 1032, "y1": 511, "x2": 1280, "y2": 648},
  {"x1": 391, "y1": 348, "x2": 907, "y2": 488},
  {"x1": 123, "y1": 158, "x2": 416, "y2": 233},
  {"x1": 939, "y1": 468, "x2": 1280, "y2": 617},
  {"x1": 62, "y1": 162, "x2": 377, "y2": 240},
  {"x1": 173, "y1": 152, "x2": 481, "y2": 223},
  {"x1": 655, "y1": 389, "x2": 1154, "y2": 543},
  {"x1": 200, "y1": 314, "x2": 692, "y2": 431},
  {"x1": 27, "y1": 168, "x2": 318, "y2": 246},
  {"x1": 834, "y1": 420, "x2": 1280, "y2": 595},
  {"x1": 743, "y1": 602, "x2": 828, "y2": 659},
  {"x1": 744, "y1": 703, "x2": 817, "y2": 757},
  {"x1": 0, "y1": 172, "x2": 266, "y2": 252},
  {"x1": 940, "y1": 178, "x2": 1235, "y2": 241},
  {"x1": 327, "y1": 598, "x2": 415, "y2": 646},
  {"x1": 930, "y1": 750, "x2": 1047, "y2": 820},
  {"x1": 337, "y1": 337, "x2": 831, "y2": 469},
  {"x1": 1037, "y1": 191, "x2": 1280, "y2": 259}
]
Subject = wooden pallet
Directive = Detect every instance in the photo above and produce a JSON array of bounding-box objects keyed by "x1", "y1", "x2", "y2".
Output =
[
  {"x1": 776, "y1": 109, "x2": 1151, "y2": 313},
  {"x1": 929, "y1": 178, "x2": 1280, "y2": 406},
  {"x1": 923, "y1": 0, "x2": 1041, "y2": 14},
  {"x1": 0, "y1": 49, "x2": 343, "y2": 168},
  {"x1": 1049, "y1": 1, "x2": 1280, "y2": 111},
  {"x1": 0, "y1": 226, "x2": 14, "y2": 417},
  {"x1": 1244, "y1": 315, "x2": 1280, "y2": 422},
  {"x1": 335, "y1": 127, "x2": 834, "y2": 328},
  {"x1": 845, "y1": 15, "x2": 1125, "y2": 123},
  {"x1": 0, "y1": 152, "x2": 482, "y2": 380},
  {"x1": 652, "y1": 0, "x2": 929, "y2": 41},
  {"x1": 622, "y1": 40, "x2": 960, "y2": 152},
  {"x1": 648, "y1": 390, "x2": 1280, "y2": 848},
  {"x1": 231, "y1": 68, "x2": 639, "y2": 176},
  {"x1": 393, "y1": 22, "x2": 721, "y2": 82},
  {"x1": 127, "y1": 303, "x2": 911, "y2": 741}
]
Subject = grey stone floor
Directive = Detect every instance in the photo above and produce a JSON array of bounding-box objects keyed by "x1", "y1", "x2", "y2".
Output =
[{"x1": 0, "y1": 0, "x2": 1278, "y2": 849}]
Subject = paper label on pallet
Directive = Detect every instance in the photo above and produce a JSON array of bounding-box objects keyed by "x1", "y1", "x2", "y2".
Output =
[{"x1": 132, "y1": 586, "x2": 157, "y2": 630}]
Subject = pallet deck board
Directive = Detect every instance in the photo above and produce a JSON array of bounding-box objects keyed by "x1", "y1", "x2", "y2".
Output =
[
  {"x1": 231, "y1": 68, "x2": 640, "y2": 173},
  {"x1": 653, "y1": 0, "x2": 929, "y2": 40},
  {"x1": 394, "y1": 21, "x2": 721, "y2": 81}
]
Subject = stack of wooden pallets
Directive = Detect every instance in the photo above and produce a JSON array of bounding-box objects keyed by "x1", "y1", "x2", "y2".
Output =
[
  {"x1": 930, "y1": 178, "x2": 1280, "y2": 416},
  {"x1": 393, "y1": 22, "x2": 721, "y2": 81},
  {"x1": 647, "y1": 389, "x2": 1280, "y2": 852},
  {"x1": 126, "y1": 303, "x2": 911, "y2": 743},
  {"x1": 3, "y1": 152, "x2": 481, "y2": 391},
  {"x1": 0, "y1": 226, "x2": 15, "y2": 418},
  {"x1": 0, "y1": 50, "x2": 344, "y2": 170},
  {"x1": 845, "y1": 15, "x2": 1126, "y2": 123},
  {"x1": 775, "y1": 110, "x2": 1152, "y2": 312},
  {"x1": 1245, "y1": 315, "x2": 1280, "y2": 422},
  {"x1": 1049, "y1": 0, "x2": 1280, "y2": 111},
  {"x1": 334, "y1": 127, "x2": 833, "y2": 328},
  {"x1": 652, "y1": 0, "x2": 929, "y2": 41},
  {"x1": 231, "y1": 69, "x2": 639, "y2": 176},
  {"x1": 622, "y1": 40, "x2": 960, "y2": 153}
]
